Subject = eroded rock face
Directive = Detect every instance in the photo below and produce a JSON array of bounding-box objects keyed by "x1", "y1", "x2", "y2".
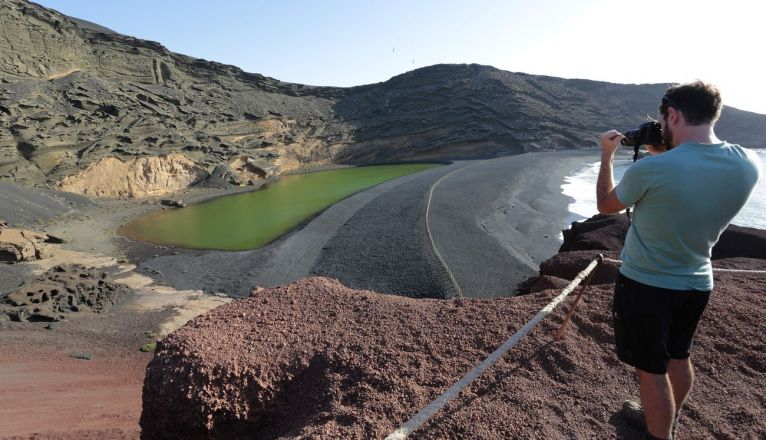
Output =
[
  {"x1": 229, "y1": 156, "x2": 271, "y2": 185},
  {"x1": 57, "y1": 153, "x2": 209, "y2": 198},
  {"x1": 0, "y1": 263, "x2": 132, "y2": 321},
  {"x1": 0, "y1": 0, "x2": 348, "y2": 187}
]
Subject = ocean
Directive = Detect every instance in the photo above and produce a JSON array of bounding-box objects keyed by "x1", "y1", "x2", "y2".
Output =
[{"x1": 561, "y1": 149, "x2": 766, "y2": 231}]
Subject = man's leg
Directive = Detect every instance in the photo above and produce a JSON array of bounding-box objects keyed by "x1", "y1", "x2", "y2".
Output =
[
  {"x1": 637, "y1": 368, "x2": 675, "y2": 439},
  {"x1": 667, "y1": 357, "x2": 694, "y2": 417}
]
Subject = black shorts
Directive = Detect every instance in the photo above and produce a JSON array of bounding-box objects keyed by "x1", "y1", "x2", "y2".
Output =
[{"x1": 612, "y1": 273, "x2": 711, "y2": 374}]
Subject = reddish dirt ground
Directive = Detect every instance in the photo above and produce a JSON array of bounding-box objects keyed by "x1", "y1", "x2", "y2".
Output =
[{"x1": 0, "y1": 305, "x2": 166, "y2": 440}]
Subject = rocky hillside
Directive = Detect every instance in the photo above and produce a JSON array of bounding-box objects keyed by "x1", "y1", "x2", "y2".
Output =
[
  {"x1": 0, "y1": 0, "x2": 349, "y2": 191},
  {"x1": 2, "y1": 0, "x2": 765, "y2": 196}
]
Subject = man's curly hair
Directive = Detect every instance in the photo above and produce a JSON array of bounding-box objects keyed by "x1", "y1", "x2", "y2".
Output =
[{"x1": 661, "y1": 81, "x2": 723, "y2": 126}]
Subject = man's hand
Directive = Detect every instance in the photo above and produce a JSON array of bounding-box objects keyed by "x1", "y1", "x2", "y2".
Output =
[
  {"x1": 597, "y1": 130, "x2": 628, "y2": 214},
  {"x1": 600, "y1": 130, "x2": 624, "y2": 156}
]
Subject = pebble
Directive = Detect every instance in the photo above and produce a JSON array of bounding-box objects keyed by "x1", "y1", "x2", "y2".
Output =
[{"x1": 70, "y1": 351, "x2": 93, "y2": 360}]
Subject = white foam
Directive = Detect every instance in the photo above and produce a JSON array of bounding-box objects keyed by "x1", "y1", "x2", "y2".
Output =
[{"x1": 560, "y1": 158, "x2": 630, "y2": 224}]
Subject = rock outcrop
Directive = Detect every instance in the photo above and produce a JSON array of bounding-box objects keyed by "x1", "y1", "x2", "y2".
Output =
[
  {"x1": 0, "y1": 223, "x2": 64, "y2": 263},
  {"x1": 57, "y1": 153, "x2": 209, "y2": 198},
  {"x1": 141, "y1": 277, "x2": 544, "y2": 439},
  {"x1": 524, "y1": 214, "x2": 766, "y2": 291},
  {"x1": 160, "y1": 199, "x2": 186, "y2": 208},
  {"x1": 0, "y1": 263, "x2": 132, "y2": 322}
]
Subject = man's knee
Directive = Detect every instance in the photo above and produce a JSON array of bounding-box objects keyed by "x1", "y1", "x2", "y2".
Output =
[
  {"x1": 667, "y1": 357, "x2": 691, "y2": 369},
  {"x1": 667, "y1": 358, "x2": 693, "y2": 378},
  {"x1": 637, "y1": 368, "x2": 667, "y2": 383}
]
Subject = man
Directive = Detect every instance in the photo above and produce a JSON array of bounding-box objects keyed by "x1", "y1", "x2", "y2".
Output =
[{"x1": 596, "y1": 81, "x2": 762, "y2": 440}]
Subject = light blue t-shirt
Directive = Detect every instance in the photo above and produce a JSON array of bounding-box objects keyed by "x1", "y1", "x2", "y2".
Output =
[{"x1": 615, "y1": 141, "x2": 762, "y2": 290}]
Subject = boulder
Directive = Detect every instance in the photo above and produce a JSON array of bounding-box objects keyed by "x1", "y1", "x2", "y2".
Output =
[
  {"x1": 538, "y1": 250, "x2": 621, "y2": 285},
  {"x1": 712, "y1": 224, "x2": 766, "y2": 260},
  {"x1": 559, "y1": 214, "x2": 766, "y2": 260},
  {"x1": 559, "y1": 214, "x2": 629, "y2": 252},
  {"x1": 208, "y1": 164, "x2": 241, "y2": 186},
  {"x1": 160, "y1": 199, "x2": 186, "y2": 208},
  {"x1": 522, "y1": 215, "x2": 766, "y2": 294},
  {"x1": 0, "y1": 227, "x2": 61, "y2": 263}
]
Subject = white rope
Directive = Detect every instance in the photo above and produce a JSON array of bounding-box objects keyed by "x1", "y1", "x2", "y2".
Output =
[
  {"x1": 601, "y1": 257, "x2": 766, "y2": 274},
  {"x1": 384, "y1": 258, "x2": 601, "y2": 440}
]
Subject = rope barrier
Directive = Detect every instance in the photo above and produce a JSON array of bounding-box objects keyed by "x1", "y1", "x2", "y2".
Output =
[
  {"x1": 384, "y1": 258, "x2": 601, "y2": 440},
  {"x1": 601, "y1": 257, "x2": 766, "y2": 274},
  {"x1": 554, "y1": 254, "x2": 602, "y2": 340}
]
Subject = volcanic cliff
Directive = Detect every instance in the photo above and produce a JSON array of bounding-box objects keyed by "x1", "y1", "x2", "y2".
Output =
[{"x1": 2, "y1": 0, "x2": 765, "y2": 197}]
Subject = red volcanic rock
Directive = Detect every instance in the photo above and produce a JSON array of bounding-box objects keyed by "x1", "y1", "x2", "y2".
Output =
[
  {"x1": 140, "y1": 277, "x2": 552, "y2": 439},
  {"x1": 140, "y1": 273, "x2": 766, "y2": 439},
  {"x1": 713, "y1": 224, "x2": 766, "y2": 260},
  {"x1": 539, "y1": 250, "x2": 621, "y2": 285},
  {"x1": 417, "y1": 269, "x2": 766, "y2": 439},
  {"x1": 559, "y1": 214, "x2": 629, "y2": 252},
  {"x1": 559, "y1": 214, "x2": 766, "y2": 260}
]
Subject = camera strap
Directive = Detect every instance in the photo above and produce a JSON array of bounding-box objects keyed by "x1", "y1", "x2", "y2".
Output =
[{"x1": 626, "y1": 146, "x2": 640, "y2": 220}]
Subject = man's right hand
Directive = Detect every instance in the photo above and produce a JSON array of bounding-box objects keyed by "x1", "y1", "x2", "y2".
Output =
[{"x1": 600, "y1": 130, "x2": 624, "y2": 156}]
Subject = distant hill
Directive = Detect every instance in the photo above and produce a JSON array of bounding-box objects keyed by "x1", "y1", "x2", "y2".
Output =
[{"x1": 1, "y1": 0, "x2": 764, "y2": 188}]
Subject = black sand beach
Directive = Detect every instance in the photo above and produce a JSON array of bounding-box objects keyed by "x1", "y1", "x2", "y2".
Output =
[{"x1": 125, "y1": 151, "x2": 598, "y2": 299}]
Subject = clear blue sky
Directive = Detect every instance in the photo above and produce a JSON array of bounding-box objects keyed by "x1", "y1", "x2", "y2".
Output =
[{"x1": 33, "y1": 0, "x2": 766, "y2": 114}]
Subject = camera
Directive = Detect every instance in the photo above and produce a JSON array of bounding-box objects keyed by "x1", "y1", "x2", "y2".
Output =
[{"x1": 621, "y1": 121, "x2": 663, "y2": 147}]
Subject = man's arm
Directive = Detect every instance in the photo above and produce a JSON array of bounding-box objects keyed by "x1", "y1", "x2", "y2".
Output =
[{"x1": 597, "y1": 130, "x2": 628, "y2": 214}]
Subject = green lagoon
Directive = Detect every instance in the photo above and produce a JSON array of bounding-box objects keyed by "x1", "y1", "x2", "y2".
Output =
[{"x1": 119, "y1": 163, "x2": 442, "y2": 250}]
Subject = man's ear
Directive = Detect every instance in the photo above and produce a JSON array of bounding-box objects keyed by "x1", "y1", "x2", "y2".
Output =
[{"x1": 668, "y1": 106, "x2": 683, "y2": 125}]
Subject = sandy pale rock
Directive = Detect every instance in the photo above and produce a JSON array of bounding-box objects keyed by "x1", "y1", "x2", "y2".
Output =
[{"x1": 57, "y1": 153, "x2": 209, "y2": 198}]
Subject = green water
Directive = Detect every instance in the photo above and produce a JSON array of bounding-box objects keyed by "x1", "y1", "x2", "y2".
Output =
[{"x1": 119, "y1": 163, "x2": 442, "y2": 251}]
